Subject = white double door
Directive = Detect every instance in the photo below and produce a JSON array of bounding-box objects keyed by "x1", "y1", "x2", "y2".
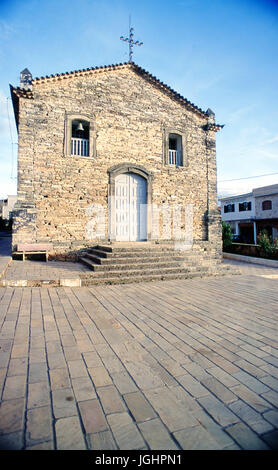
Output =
[{"x1": 115, "y1": 173, "x2": 147, "y2": 241}]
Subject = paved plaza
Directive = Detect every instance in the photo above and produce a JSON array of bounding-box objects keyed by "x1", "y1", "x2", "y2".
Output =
[{"x1": 0, "y1": 255, "x2": 278, "y2": 450}]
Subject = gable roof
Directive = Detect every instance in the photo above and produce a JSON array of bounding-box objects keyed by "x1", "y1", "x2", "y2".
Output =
[{"x1": 10, "y1": 62, "x2": 223, "y2": 129}]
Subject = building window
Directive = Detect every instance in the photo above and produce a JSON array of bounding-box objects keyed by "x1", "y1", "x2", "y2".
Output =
[
  {"x1": 262, "y1": 200, "x2": 272, "y2": 211},
  {"x1": 164, "y1": 129, "x2": 186, "y2": 167},
  {"x1": 239, "y1": 201, "x2": 252, "y2": 212},
  {"x1": 224, "y1": 203, "x2": 235, "y2": 213},
  {"x1": 64, "y1": 113, "x2": 95, "y2": 158},
  {"x1": 167, "y1": 133, "x2": 182, "y2": 166},
  {"x1": 71, "y1": 120, "x2": 89, "y2": 156}
]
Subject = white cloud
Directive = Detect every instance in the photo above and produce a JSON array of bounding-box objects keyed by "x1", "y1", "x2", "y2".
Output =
[
  {"x1": 266, "y1": 133, "x2": 278, "y2": 144},
  {"x1": 0, "y1": 179, "x2": 17, "y2": 199},
  {"x1": 218, "y1": 174, "x2": 278, "y2": 198},
  {"x1": 256, "y1": 149, "x2": 278, "y2": 159}
]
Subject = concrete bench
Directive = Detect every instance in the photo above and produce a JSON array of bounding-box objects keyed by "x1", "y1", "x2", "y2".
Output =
[{"x1": 15, "y1": 243, "x2": 53, "y2": 262}]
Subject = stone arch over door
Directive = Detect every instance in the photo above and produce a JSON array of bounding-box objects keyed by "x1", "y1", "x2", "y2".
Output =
[{"x1": 107, "y1": 163, "x2": 153, "y2": 241}]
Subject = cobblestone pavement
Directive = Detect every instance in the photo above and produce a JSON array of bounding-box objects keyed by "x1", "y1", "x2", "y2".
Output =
[
  {"x1": 0, "y1": 262, "x2": 278, "y2": 450},
  {"x1": 2, "y1": 259, "x2": 90, "y2": 281}
]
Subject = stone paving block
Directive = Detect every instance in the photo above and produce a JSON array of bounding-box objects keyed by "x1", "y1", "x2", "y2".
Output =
[
  {"x1": 0, "y1": 367, "x2": 7, "y2": 395},
  {"x1": 260, "y1": 363, "x2": 278, "y2": 379},
  {"x1": 75, "y1": 337, "x2": 96, "y2": 353},
  {"x1": 231, "y1": 384, "x2": 271, "y2": 413},
  {"x1": 28, "y1": 362, "x2": 48, "y2": 384},
  {"x1": 30, "y1": 335, "x2": 45, "y2": 349},
  {"x1": 26, "y1": 406, "x2": 53, "y2": 447},
  {"x1": 0, "y1": 398, "x2": 25, "y2": 434},
  {"x1": 233, "y1": 359, "x2": 267, "y2": 378},
  {"x1": 60, "y1": 334, "x2": 77, "y2": 347},
  {"x1": 28, "y1": 381, "x2": 50, "y2": 409},
  {"x1": 232, "y1": 370, "x2": 270, "y2": 394},
  {"x1": 173, "y1": 424, "x2": 222, "y2": 450},
  {"x1": 107, "y1": 412, "x2": 145, "y2": 450},
  {"x1": 63, "y1": 346, "x2": 82, "y2": 361},
  {"x1": 236, "y1": 350, "x2": 267, "y2": 367},
  {"x1": 46, "y1": 341, "x2": 63, "y2": 355},
  {"x1": 181, "y1": 361, "x2": 211, "y2": 381},
  {"x1": 260, "y1": 375, "x2": 278, "y2": 392},
  {"x1": 145, "y1": 386, "x2": 199, "y2": 432},
  {"x1": 98, "y1": 386, "x2": 126, "y2": 414},
  {"x1": 229, "y1": 400, "x2": 274, "y2": 435},
  {"x1": 88, "y1": 366, "x2": 112, "y2": 388},
  {"x1": 138, "y1": 418, "x2": 178, "y2": 450},
  {"x1": 72, "y1": 376, "x2": 97, "y2": 402},
  {"x1": 225, "y1": 422, "x2": 270, "y2": 450},
  {"x1": 10, "y1": 343, "x2": 28, "y2": 358},
  {"x1": 101, "y1": 355, "x2": 125, "y2": 374},
  {"x1": 264, "y1": 355, "x2": 278, "y2": 367},
  {"x1": 261, "y1": 430, "x2": 278, "y2": 450},
  {"x1": 261, "y1": 389, "x2": 278, "y2": 408},
  {"x1": 47, "y1": 352, "x2": 67, "y2": 370},
  {"x1": 7, "y1": 358, "x2": 28, "y2": 377},
  {"x1": 123, "y1": 391, "x2": 156, "y2": 422},
  {"x1": 25, "y1": 441, "x2": 54, "y2": 450},
  {"x1": 0, "y1": 431, "x2": 23, "y2": 450},
  {"x1": 49, "y1": 368, "x2": 71, "y2": 390},
  {"x1": 124, "y1": 361, "x2": 165, "y2": 390},
  {"x1": 3, "y1": 375, "x2": 26, "y2": 400},
  {"x1": 55, "y1": 416, "x2": 87, "y2": 450},
  {"x1": 82, "y1": 351, "x2": 103, "y2": 368},
  {"x1": 159, "y1": 359, "x2": 187, "y2": 377},
  {"x1": 149, "y1": 362, "x2": 178, "y2": 387},
  {"x1": 29, "y1": 348, "x2": 46, "y2": 364},
  {"x1": 111, "y1": 371, "x2": 138, "y2": 394},
  {"x1": 177, "y1": 373, "x2": 210, "y2": 398},
  {"x1": 88, "y1": 430, "x2": 117, "y2": 450},
  {"x1": 169, "y1": 384, "x2": 204, "y2": 415},
  {"x1": 52, "y1": 388, "x2": 77, "y2": 418},
  {"x1": 79, "y1": 399, "x2": 108, "y2": 434},
  {"x1": 189, "y1": 407, "x2": 236, "y2": 449},
  {"x1": 263, "y1": 409, "x2": 278, "y2": 427},
  {"x1": 206, "y1": 366, "x2": 240, "y2": 388},
  {"x1": 201, "y1": 376, "x2": 237, "y2": 404},
  {"x1": 197, "y1": 394, "x2": 239, "y2": 427},
  {"x1": 67, "y1": 359, "x2": 88, "y2": 379}
]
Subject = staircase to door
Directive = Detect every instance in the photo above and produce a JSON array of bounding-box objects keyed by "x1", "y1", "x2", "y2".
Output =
[{"x1": 78, "y1": 244, "x2": 237, "y2": 285}]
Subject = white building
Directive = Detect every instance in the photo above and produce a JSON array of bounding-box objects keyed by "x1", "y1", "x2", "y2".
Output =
[
  {"x1": 220, "y1": 184, "x2": 278, "y2": 244},
  {"x1": 1, "y1": 195, "x2": 17, "y2": 220}
]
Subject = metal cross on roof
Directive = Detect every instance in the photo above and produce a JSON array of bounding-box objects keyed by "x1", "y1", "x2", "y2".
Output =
[{"x1": 120, "y1": 21, "x2": 143, "y2": 63}]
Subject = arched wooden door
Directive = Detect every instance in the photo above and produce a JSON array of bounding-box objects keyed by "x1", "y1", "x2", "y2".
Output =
[{"x1": 115, "y1": 173, "x2": 147, "y2": 241}]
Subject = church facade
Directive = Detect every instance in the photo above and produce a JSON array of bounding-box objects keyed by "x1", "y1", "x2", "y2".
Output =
[{"x1": 10, "y1": 62, "x2": 223, "y2": 261}]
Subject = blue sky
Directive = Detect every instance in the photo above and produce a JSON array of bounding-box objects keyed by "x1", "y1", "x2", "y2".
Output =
[{"x1": 0, "y1": 0, "x2": 278, "y2": 198}]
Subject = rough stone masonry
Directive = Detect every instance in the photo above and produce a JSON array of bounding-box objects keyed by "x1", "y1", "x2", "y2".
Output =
[{"x1": 10, "y1": 62, "x2": 223, "y2": 262}]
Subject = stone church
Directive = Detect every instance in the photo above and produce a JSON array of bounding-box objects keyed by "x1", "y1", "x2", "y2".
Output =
[{"x1": 10, "y1": 61, "x2": 224, "y2": 281}]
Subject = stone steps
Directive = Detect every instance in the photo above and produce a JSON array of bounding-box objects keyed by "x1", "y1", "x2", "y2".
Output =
[
  {"x1": 87, "y1": 246, "x2": 206, "y2": 259},
  {"x1": 80, "y1": 266, "x2": 237, "y2": 286},
  {"x1": 78, "y1": 244, "x2": 238, "y2": 285},
  {"x1": 84, "y1": 252, "x2": 204, "y2": 266}
]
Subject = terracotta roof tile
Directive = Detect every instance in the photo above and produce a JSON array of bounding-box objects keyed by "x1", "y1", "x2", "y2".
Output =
[{"x1": 11, "y1": 62, "x2": 223, "y2": 128}]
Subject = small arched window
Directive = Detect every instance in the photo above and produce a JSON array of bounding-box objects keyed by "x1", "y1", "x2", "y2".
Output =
[
  {"x1": 71, "y1": 119, "x2": 90, "y2": 156},
  {"x1": 64, "y1": 113, "x2": 95, "y2": 158},
  {"x1": 262, "y1": 200, "x2": 272, "y2": 211},
  {"x1": 167, "y1": 133, "x2": 183, "y2": 166}
]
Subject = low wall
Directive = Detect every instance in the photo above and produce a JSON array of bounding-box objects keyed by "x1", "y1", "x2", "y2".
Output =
[{"x1": 223, "y1": 252, "x2": 278, "y2": 268}]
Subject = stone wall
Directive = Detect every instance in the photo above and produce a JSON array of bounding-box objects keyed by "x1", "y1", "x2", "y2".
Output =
[{"x1": 12, "y1": 63, "x2": 222, "y2": 259}]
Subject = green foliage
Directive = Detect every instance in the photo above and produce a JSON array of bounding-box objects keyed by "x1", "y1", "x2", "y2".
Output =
[
  {"x1": 257, "y1": 230, "x2": 278, "y2": 258},
  {"x1": 222, "y1": 221, "x2": 233, "y2": 250}
]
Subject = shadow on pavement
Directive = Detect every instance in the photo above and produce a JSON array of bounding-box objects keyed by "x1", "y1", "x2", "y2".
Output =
[{"x1": 0, "y1": 233, "x2": 12, "y2": 256}]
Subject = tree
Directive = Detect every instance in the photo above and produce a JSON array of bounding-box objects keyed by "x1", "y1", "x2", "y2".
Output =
[{"x1": 222, "y1": 221, "x2": 233, "y2": 251}]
